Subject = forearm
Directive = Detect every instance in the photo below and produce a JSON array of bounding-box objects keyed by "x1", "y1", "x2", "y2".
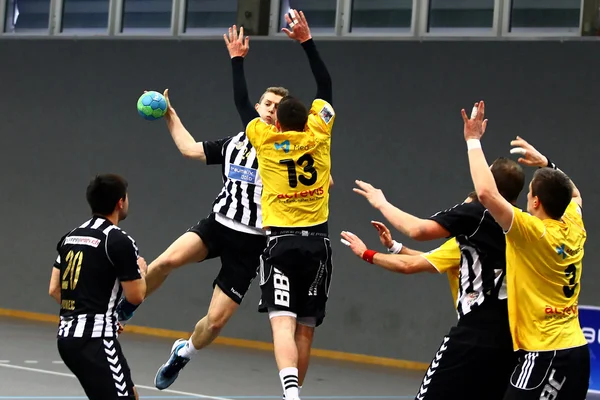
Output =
[
  {"x1": 377, "y1": 202, "x2": 430, "y2": 240},
  {"x1": 231, "y1": 57, "x2": 259, "y2": 126},
  {"x1": 301, "y1": 39, "x2": 332, "y2": 103},
  {"x1": 371, "y1": 253, "x2": 432, "y2": 274},
  {"x1": 400, "y1": 246, "x2": 423, "y2": 256},
  {"x1": 467, "y1": 143, "x2": 499, "y2": 202},
  {"x1": 165, "y1": 112, "x2": 204, "y2": 160}
]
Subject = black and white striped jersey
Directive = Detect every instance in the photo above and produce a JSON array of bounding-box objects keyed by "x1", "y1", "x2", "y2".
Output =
[
  {"x1": 203, "y1": 131, "x2": 263, "y2": 230},
  {"x1": 429, "y1": 201, "x2": 508, "y2": 324},
  {"x1": 53, "y1": 216, "x2": 141, "y2": 339}
]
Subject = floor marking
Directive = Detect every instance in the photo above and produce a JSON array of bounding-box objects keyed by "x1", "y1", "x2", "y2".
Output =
[
  {"x1": 0, "y1": 360, "x2": 10, "y2": 363},
  {"x1": 51, "y1": 361, "x2": 64, "y2": 364},
  {"x1": 0, "y1": 364, "x2": 233, "y2": 400},
  {"x1": 24, "y1": 360, "x2": 39, "y2": 364}
]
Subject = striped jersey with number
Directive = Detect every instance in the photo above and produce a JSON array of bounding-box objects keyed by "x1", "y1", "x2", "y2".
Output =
[
  {"x1": 429, "y1": 201, "x2": 508, "y2": 323},
  {"x1": 53, "y1": 217, "x2": 141, "y2": 339},
  {"x1": 203, "y1": 131, "x2": 263, "y2": 230}
]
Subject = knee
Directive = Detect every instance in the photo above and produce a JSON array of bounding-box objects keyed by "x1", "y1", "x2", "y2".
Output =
[{"x1": 151, "y1": 254, "x2": 181, "y2": 274}]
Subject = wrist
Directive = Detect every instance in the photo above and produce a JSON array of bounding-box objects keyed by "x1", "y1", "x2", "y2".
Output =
[
  {"x1": 388, "y1": 241, "x2": 403, "y2": 254},
  {"x1": 466, "y1": 138, "x2": 481, "y2": 150},
  {"x1": 542, "y1": 156, "x2": 557, "y2": 170},
  {"x1": 300, "y1": 36, "x2": 313, "y2": 44},
  {"x1": 361, "y1": 249, "x2": 377, "y2": 264}
]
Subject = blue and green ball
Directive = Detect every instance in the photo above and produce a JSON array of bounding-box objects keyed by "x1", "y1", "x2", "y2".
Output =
[{"x1": 137, "y1": 91, "x2": 167, "y2": 120}]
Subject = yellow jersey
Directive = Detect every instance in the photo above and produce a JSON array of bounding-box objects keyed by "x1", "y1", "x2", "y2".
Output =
[
  {"x1": 505, "y1": 200, "x2": 587, "y2": 351},
  {"x1": 422, "y1": 239, "x2": 462, "y2": 306},
  {"x1": 245, "y1": 99, "x2": 335, "y2": 228}
]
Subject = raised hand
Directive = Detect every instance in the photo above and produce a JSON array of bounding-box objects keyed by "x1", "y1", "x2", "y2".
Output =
[
  {"x1": 282, "y1": 9, "x2": 312, "y2": 43},
  {"x1": 461, "y1": 101, "x2": 487, "y2": 141},
  {"x1": 509, "y1": 136, "x2": 549, "y2": 168},
  {"x1": 224, "y1": 25, "x2": 249, "y2": 58},
  {"x1": 371, "y1": 221, "x2": 393, "y2": 248},
  {"x1": 353, "y1": 180, "x2": 388, "y2": 210},
  {"x1": 340, "y1": 231, "x2": 367, "y2": 259}
]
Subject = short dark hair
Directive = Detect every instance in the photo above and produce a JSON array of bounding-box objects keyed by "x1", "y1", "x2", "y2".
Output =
[
  {"x1": 531, "y1": 168, "x2": 573, "y2": 219},
  {"x1": 490, "y1": 157, "x2": 525, "y2": 204},
  {"x1": 277, "y1": 96, "x2": 308, "y2": 132},
  {"x1": 86, "y1": 174, "x2": 128, "y2": 216},
  {"x1": 259, "y1": 87, "x2": 289, "y2": 104}
]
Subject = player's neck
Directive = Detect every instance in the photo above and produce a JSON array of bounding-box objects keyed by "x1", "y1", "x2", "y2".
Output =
[
  {"x1": 93, "y1": 213, "x2": 119, "y2": 226},
  {"x1": 531, "y1": 208, "x2": 553, "y2": 222}
]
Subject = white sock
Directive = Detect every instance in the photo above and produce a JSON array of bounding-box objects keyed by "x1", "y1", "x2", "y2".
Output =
[
  {"x1": 176, "y1": 339, "x2": 198, "y2": 359},
  {"x1": 279, "y1": 367, "x2": 299, "y2": 399},
  {"x1": 283, "y1": 385, "x2": 302, "y2": 400}
]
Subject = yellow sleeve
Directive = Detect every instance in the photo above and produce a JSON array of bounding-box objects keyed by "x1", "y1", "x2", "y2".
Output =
[
  {"x1": 506, "y1": 206, "x2": 545, "y2": 244},
  {"x1": 307, "y1": 99, "x2": 335, "y2": 136},
  {"x1": 563, "y1": 200, "x2": 584, "y2": 229},
  {"x1": 245, "y1": 117, "x2": 275, "y2": 150},
  {"x1": 421, "y1": 239, "x2": 461, "y2": 273}
]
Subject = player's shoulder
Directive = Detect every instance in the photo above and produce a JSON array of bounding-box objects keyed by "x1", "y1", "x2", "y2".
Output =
[{"x1": 310, "y1": 99, "x2": 335, "y2": 125}]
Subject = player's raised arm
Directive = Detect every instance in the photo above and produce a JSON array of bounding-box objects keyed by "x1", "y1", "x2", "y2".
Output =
[
  {"x1": 510, "y1": 136, "x2": 582, "y2": 207},
  {"x1": 353, "y1": 180, "x2": 450, "y2": 241},
  {"x1": 160, "y1": 89, "x2": 231, "y2": 165},
  {"x1": 283, "y1": 9, "x2": 332, "y2": 104},
  {"x1": 225, "y1": 25, "x2": 260, "y2": 127},
  {"x1": 463, "y1": 101, "x2": 514, "y2": 231}
]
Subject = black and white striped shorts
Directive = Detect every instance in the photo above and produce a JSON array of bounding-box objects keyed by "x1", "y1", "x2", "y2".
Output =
[
  {"x1": 57, "y1": 337, "x2": 135, "y2": 400},
  {"x1": 503, "y1": 345, "x2": 590, "y2": 400}
]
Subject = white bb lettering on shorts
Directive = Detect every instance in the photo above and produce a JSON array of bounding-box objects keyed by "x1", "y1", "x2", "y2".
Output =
[
  {"x1": 273, "y1": 268, "x2": 290, "y2": 307},
  {"x1": 539, "y1": 369, "x2": 566, "y2": 400}
]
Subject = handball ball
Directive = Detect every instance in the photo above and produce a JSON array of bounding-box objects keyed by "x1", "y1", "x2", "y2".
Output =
[{"x1": 137, "y1": 91, "x2": 167, "y2": 120}]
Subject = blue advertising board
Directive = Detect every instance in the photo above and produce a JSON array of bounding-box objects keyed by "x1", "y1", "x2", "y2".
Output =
[{"x1": 579, "y1": 305, "x2": 600, "y2": 398}]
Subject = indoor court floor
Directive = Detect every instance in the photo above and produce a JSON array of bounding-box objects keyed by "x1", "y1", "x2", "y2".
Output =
[{"x1": 0, "y1": 317, "x2": 424, "y2": 399}]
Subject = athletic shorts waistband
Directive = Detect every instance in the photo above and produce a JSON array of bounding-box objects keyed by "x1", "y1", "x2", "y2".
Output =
[{"x1": 267, "y1": 222, "x2": 328, "y2": 237}]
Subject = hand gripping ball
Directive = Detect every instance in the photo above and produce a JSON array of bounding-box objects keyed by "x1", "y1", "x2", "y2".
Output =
[{"x1": 137, "y1": 91, "x2": 167, "y2": 120}]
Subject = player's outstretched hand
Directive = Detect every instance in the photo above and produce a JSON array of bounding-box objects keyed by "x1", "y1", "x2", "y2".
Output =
[
  {"x1": 353, "y1": 180, "x2": 388, "y2": 210},
  {"x1": 461, "y1": 101, "x2": 488, "y2": 141},
  {"x1": 371, "y1": 221, "x2": 393, "y2": 248},
  {"x1": 282, "y1": 9, "x2": 312, "y2": 43},
  {"x1": 117, "y1": 322, "x2": 124, "y2": 334},
  {"x1": 509, "y1": 136, "x2": 548, "y2": 168},
  {"x1": 224, "y1": 25, "x2": 249, "y2": 58},
  {"x1": 341, "y1": 231, "x2": 367, "y2": 259}
]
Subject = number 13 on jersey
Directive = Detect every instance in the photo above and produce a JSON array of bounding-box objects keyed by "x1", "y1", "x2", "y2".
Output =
[{"x1": 279, "y1": 154, "x2": 317, "y2": 188}]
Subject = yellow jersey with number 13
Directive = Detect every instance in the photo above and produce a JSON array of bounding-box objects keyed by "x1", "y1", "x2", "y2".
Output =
[
  {"x1": 245, "y1": 99, "x2": 335, "y2": 228},
  {"x1": 505, "y1": 200, "x2": 587, "y2": 352}
]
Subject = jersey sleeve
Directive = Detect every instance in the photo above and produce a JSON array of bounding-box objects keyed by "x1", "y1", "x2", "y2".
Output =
[
  {"x1": 563, "y1": 200, "x2": 584, "y2": 228},
  {"x1": 307, "y1": 99, "x2": 335, "y2": 136},
  {"x1": 505, "y1": 206, "x2": 545, "y2": 243},
  {"x1": 428, "y1": 202, "x2": 481, "y2": 238},
  {"x1": 421, "y1": 238, "x2": 461, "y2": 273},
  {"x1": 245, "y1": 117, "x2": 274, "y2": 151},
  {"x1": 106, "y1": 231, "x2": 142, "y2": 282},
  {"x1": 53, "y1": 233, "x2": 68, "y2": 268},
  {"x1": 203, "y1": 137, "x2": 230, "y2": 165}
]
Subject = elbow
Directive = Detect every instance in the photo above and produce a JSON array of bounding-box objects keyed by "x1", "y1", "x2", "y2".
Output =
[
  {"x1": 477, "y1": 188, "x2": 495, "y2": 207},
  {"x1": 407, "y1": 227, "x2": 428, "y2": 241},
  {"x1": 125, "y1": 293, "x2": 144, "y2": 306}
]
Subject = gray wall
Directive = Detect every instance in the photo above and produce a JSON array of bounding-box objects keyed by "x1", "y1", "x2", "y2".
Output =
[{"x1": 0, "y1": 38, "x2": 598, "y2": 364}]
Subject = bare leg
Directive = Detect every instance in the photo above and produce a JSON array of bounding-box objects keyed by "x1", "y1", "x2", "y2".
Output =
[
  {"x1": 295, "y1": 324, "x2": 315, "y2": 387},
  {"x1": 189, "y1": 286, "x2": 239, "y2": 350},
  {"x1": 144, "y1": 232, "x2": 208, "y2": 297},
  {"x1": 271, "y1": 315, "x2": 300, "y2": 400}
]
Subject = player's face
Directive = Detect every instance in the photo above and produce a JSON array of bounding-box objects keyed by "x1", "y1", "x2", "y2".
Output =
[
  {"x1": 118, "y1": 195, "x2": 129, "y2": 221},
  {"x1": 255, "y1": 92, "x2": 283, "y2": 125}
]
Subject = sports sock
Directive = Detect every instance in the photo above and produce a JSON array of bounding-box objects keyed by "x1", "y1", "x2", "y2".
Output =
[
  {"x1": 279, "y1": 367, "x2": 299, "y2": 399},
  {"x1": 176, "y1": 339, "x2": 198, "y2": 359}
]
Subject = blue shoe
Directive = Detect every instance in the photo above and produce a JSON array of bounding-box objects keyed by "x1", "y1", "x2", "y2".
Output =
[{"x1": 154, "y1": 339, "x2": 190, "y2": 390}]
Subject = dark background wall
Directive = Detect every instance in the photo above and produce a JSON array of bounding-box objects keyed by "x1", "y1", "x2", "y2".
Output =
[{"x1": 0, "y1": 38, "x2": 597, "y2": 364}]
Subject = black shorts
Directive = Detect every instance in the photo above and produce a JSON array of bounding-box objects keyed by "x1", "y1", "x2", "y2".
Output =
[
  {"x1": 415, "y1": 324, "x2": 517, "y2": 400},
  {"x1": 57, "y1": 337, "x2": 135, "y2": 400},
  {"x1": 503, "y1": 345, "x2": 590, "y2": 400},
  {"x1": 258, "y1": 224, "x2": 333, "y2": 327},
  {"x1": 188, "y1": 213, "x2": 267, "y2": 304}
]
